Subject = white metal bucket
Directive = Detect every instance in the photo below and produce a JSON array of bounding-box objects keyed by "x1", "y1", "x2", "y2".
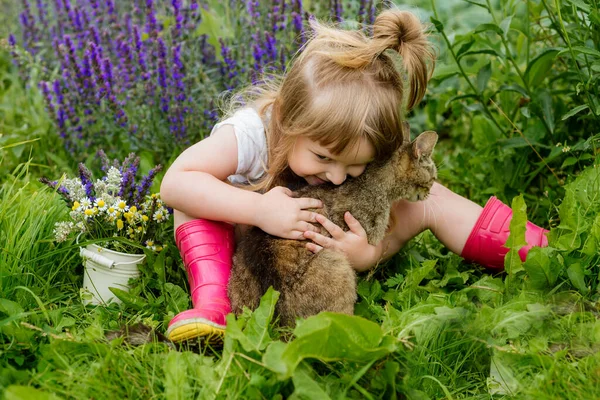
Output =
[{"x1": 80, "y1": 244, "x2": 146, "y2": 305}]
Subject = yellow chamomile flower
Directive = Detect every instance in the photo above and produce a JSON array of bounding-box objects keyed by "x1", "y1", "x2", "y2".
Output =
[
  {"x1": 116, "y1": 219, "x2": 124, "y2": 231},
  {"x1": 142, "y1": 215, "x2": 149, "y2": 223},
  {"x1": 84, "y1": 208, "x2": 94, "y2": 220}
]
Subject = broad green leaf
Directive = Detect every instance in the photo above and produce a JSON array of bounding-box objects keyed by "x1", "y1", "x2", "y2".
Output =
[
  {"x1": 581, "y1": 215, "x2": 600, "y2": 256},
  {"x1": 225, "y1": 287, "x2": 279, "y2": 353},
  {"x1": 504, "y1": 195, "x2": 527, "y2": 274},
  {"x1": 567, "y1": 263, "x2": 589, "y2": 294},
  {"x1": 430, "y1": 17, "x2": 444, "y2": 33},
  {"x1": 164, "y1": 352, "x2": 192, "y2": 399},
  {"x1": 164, "y1": 282, "x2": 190, "y2": 314},
  {"x1": 525, "y1": 48, "x2": 560, "y2": 88},
  {"x1": 290, "y1": 368, "x2": 332, "y2": 400},
  {"x1": 109, "y1": 287, "x2": 148, "y2": 310},
  {"x1": 492, "y1": 303, "x2": 551, "y2": 339},
  {"x1": 477, "y1": 62, "x2": 492, "y2": 94},
  {"x1": 488, "y1": 352, "x2": 520, "y2": 395},
  {"x1": 4, "y1": 385, "x2": 62, "y2": 400},
  {"x1": 0, "y1": 298, "x2": 24, "y2": 316},
  {"x1": 263, "y1": 312, "x2": 397, "y2": 380},
  {"x1": 561, "y1": 104, "x2": 589, "y2": 121},
  {"x1": 405, "y1": 259, "x2": 438, "y2": 288},
  {"x1": 523, "y1": 247, "x2": 560, "y2": 289},
  {"x1": 561, "y1": 157, "x2": 578, "y2": 168}
]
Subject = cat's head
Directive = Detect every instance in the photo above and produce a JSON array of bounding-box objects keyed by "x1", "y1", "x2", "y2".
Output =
[{"x1": 387, "y1": 129, "x2": 438, "y2": 202}]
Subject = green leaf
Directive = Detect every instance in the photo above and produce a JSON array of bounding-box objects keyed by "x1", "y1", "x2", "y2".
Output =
[
  {"x1": 523, "y1": 247, "x2": 559, "y2": 289},
  {"x1": 0, "y1": 298, "x2": 24, "y2": 316},
  {"x1": 504, "y1": 195, "x2": 527, "y2": 274},
  {"x1": 525, "y1": 48, "x2": 560, "y2": 87},
  {"x1": 459, "y1": 49, "x2": 502, "y2": 59},
  {"x1": 498, "y1": 84, "x2": 529, "y2": 98},
  {"x1": 531, "y1": 90, "x2": 555, "y2": 133},
  {"x1": 242, "y1": 287, "x2": 279, "y2": 351},
  {"x1": 582, "y1": 215, "x2": 600, "y2": 256},
  {"x1": 499, "y1": 16, "x2": 513, "y2": 39},
  {"x1": 226, "y1": 287, "x2": 279, "y2": 353},
  {"x1": 473, "y1": 23, "x2": 503, "y2": 36},
  {"x1": 290, "y1": 368, "x2": 332, "y2": 400},
  {"x1": 430, "y1": 17, "x2": 444, "y2": 33},
  {"x1": 558, "y1": 46, "x2": 600, "y2": 58},
  {"x1": 561, "y1": 104, "x2": 589, "y2": 121},
  {"x1": 455, "y1": 40, "x2": 475, "y2": 59},
  {"x1": 561, "y1": 157, "x2": 578, "y2": 168},
  {"x1": 164, "y1": 283, "x2": 189, "y2": 314},
  {"x1": 263, "y1": 313, "x2": 397, "y2": 380},
  {"x1": 477, "y1": 62, "x2": 492, "y2": 93},
  {"x1": 567, "y1": 263, "x2": 589, "y2": 294},
  {"x1": 109, "y1": 287, "x2": 148, "y2": 310},
  {"x1": 463, "y1": 0, "x2": 489, "y2": 9},
  {"x1": 4, "y1": 385, "x2": 62, "y2": 400},
  {"x1": 566, "y1": 0, "x2": 591, "y2": 12}
]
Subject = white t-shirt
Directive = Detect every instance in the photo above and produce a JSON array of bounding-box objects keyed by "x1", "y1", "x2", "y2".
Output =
[{"x1": 210, "y1": 108, "x2": 268, "y2": 184}]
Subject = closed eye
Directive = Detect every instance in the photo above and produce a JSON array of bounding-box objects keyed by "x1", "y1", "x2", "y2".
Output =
[{"x1": 315, "y1": 153, "x2": 331, "y2": 162}]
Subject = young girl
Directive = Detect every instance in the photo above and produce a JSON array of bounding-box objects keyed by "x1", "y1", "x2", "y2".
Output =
[{"x1": 160, "y1": 9, "x2": 548, "y2": 342}]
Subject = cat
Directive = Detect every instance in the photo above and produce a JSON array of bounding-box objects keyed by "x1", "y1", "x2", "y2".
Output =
[{"x1": 228, "y1": 127, "x2": 438, "y2": 326}]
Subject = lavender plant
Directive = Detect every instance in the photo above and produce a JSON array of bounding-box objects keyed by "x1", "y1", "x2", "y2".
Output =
[
  {"x1": 9, "y1": 0, "x2": 382, "y2": 162},
  {"x1": 40, "y1": 151, "x2": 171, "y2": 253}
]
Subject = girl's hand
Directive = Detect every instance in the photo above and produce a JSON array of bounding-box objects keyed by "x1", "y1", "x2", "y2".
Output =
[
  {"x1": 303, "y1": 212, "x2": 380, "y2": 271},
  {"x1": 255, "y1": 186, "x2": 323, "y2": 239}
]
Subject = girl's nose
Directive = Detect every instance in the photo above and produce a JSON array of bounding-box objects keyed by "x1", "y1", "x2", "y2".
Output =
[{"x1": 327, "y1": 166, "x2": 347, "y2": 185}]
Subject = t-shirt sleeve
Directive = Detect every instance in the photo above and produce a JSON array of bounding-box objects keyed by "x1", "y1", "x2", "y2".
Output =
[{"x1": 210, "y1": 108, "x2": 267, "y2": 183}]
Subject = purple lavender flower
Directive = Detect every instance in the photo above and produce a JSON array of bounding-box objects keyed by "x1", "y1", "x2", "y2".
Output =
[
  {"x1": 265, "y1": 31, "x2": 277, "y2": 64},
  {"x1": 135, "y1": 164, "x2": 162, "y2": 204},
  {"x1": 119, "y1": 154, "x2": 140, "y2": 202},
  {"x1": 78, "y1": 163, "x2": 95, "y2": 200},
  {"x1": 8, "y1": 34, "x2": 16, "y2": 46},
  {"x1": 171, "y1": 0, "x2": 183, "y2": 37}
]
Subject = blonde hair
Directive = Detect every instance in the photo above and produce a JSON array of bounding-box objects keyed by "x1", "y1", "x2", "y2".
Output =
[{"x1": 223, "y1": 8, "x2": 435, "y2": 192}]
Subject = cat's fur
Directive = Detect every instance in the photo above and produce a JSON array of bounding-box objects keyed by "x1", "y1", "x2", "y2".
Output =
[{"x1": 228, "y1": 128, "x2": 438, "y2": 326}]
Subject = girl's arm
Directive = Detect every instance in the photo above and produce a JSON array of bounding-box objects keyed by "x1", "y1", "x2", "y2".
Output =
[
  {"x1": 161, "y1": 125, "x2": 263, "y2": 226},
  {"x1": 160, "y1": 125, "x2": 322, "y2": 239}
]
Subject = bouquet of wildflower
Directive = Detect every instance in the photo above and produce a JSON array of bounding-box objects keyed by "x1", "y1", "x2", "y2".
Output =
[{"x1": 40, "y1": 151, "x2": 171, "y2": 253}]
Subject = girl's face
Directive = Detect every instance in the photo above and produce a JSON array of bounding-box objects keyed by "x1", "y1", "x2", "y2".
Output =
[{"x1": 288, "y1": 136, "x2": 375, "y2": 186}]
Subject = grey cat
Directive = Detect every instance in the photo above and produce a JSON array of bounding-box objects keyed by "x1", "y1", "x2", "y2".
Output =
[{"x1": 228, "y1": 129, "x2": 438, "y2": 326}]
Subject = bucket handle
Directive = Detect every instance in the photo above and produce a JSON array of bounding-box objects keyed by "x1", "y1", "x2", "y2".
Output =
[
  {"x1": 77, "y1": 233, "x2": 145, "y2": 269},
  {"x1": 79, "y1": 247, "x2": 146, "y2": 269}
]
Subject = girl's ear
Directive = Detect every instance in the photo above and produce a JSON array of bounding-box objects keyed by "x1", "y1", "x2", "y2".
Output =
[
  {"x1": 412, "y1": 131, "x2": 438, "y2": 159},
  {"x1": 401, "y1": 121, "x2": 411, "y2": 144}
]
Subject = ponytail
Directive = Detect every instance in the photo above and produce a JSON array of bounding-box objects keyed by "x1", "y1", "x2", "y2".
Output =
[{"x1": 302, "y1": 9, "x2": 435, "y2": 110}]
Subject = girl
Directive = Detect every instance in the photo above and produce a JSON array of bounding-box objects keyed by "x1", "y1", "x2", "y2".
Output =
[{"x1": 160, "y1": 9, "x2": 547, "y2": 342}]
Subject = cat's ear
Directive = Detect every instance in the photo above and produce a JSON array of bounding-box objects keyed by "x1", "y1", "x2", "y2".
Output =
[
  {"x1": 412, "y1": 131, "x2": 438, "y2": 159},
  {"x1": 401, "y1": 121, "x2": 411, "y2": 144}
]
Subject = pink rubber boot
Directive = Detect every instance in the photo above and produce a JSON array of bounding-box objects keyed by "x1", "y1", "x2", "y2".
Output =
[
  {"x1": 166, "y1": 219, "x2": 234, "y2": 342},
  {"x1": 461, "y1": 196, "x2": 549, "y2": 272}
]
